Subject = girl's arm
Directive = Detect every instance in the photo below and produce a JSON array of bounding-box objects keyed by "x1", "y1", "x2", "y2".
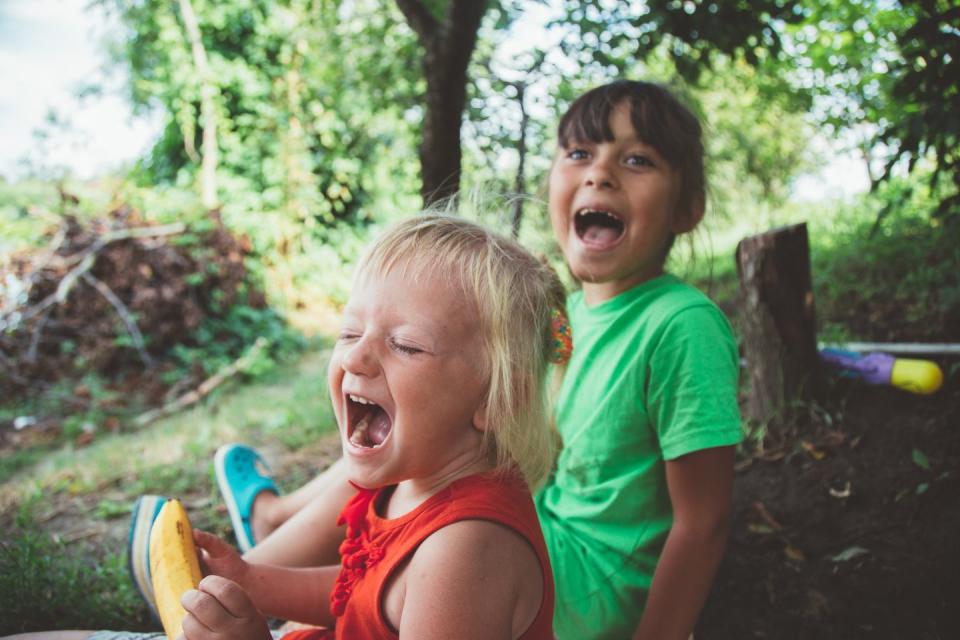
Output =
[
  {"x1": 397, "y1": 519, "x2": 545, "y2": 640},
  {"x1": 632, "y1": 445, "x2": 735, "y2": 640}
]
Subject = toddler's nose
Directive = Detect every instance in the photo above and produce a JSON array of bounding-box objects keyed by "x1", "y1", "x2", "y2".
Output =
[{"x1": 342, "y1": 338, "x2": 378, "y2": 377}]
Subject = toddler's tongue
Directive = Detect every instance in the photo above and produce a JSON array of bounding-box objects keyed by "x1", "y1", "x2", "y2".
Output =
[{"x1": 366, "y1": 409, "x2": 391, "y2": 446}]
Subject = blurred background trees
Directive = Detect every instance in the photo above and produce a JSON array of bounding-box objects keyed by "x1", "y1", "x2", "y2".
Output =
[
  {"x1": 2, "y1": 0, "x2": 957, "y2": 409},
  {"x1": 71, "y1": 0, "x2": 955, "y2": 234}
]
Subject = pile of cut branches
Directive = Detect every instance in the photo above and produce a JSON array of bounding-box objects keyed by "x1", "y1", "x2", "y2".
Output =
[{"x1": 0, "y1": 206, "x2": 265, "y2": 427}]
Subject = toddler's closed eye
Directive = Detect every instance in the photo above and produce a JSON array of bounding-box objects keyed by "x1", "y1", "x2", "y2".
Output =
[{"x1": 390, "y1": 339, "x2": 423, "y2": 355}]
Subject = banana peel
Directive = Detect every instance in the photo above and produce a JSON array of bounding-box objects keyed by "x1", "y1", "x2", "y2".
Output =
[{"x1": 149, "y1": 499, "x2": 202, "y2": 640}]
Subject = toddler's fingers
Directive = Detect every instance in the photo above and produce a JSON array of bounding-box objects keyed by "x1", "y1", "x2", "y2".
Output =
[
  {"x1": 196, "y1": 573, "x2": 258, "y2": 619},
  {"x1": 193, "y1": 529, "x2": 232, "y2": 556},
  {"x1": 181, "y1": 609, "x2": 217, "y2": 640},
  {"x1": 180, "y1": 588, "x2": 222, "y2": 633}
]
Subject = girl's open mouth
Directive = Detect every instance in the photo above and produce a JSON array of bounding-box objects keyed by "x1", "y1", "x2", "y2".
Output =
[
  {"x1": 574, "y1": 208, "x2": 624, "y2": 249},
  {"x1": 346, "y1": 393, "x2": 392, "y2": 448}
]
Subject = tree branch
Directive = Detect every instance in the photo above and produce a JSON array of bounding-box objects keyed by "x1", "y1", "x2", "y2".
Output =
[
  {"x1": 80, "y1": 272, "x2": 154, "y2": 367},
  {"x1": 394, "y1": 0, "x2": 439, "y2": 43},
  {"x1": 25, "y1": 310, "x2": 51, "y2": 364},
  {"x1": 133, "y1": 337, "x2": 268, "y2": 427},
  {"x1": 177, "y1": 0, "x2": 220, "y2": 208}
]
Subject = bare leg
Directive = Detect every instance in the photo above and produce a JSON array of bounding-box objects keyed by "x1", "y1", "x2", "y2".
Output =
[
  {"x1": 249, "y1": 466, "x2": 341, "y2": 543},
  {"x1": 244, "y1": 457, "x2": 355, "y2": 566}
]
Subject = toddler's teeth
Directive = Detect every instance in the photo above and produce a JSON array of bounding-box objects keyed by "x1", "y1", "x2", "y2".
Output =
[{"x1": 350, "y1": 415, "x2": 370, "y2": 446}]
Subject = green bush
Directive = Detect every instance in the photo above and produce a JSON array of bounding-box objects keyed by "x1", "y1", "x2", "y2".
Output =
[{"x1": 811, "y1": 181, "x2": 960, "y2": 343}]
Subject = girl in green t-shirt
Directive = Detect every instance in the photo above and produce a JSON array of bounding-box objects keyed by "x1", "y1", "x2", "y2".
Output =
[
  {"x1": 129, "y1": 80, "x2": 741, "y2": 640},
  {"x1": 537, "y1": 80, "x2": 742, "y2": 639}
]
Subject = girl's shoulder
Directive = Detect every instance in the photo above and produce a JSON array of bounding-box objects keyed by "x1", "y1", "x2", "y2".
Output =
[
  {"x1": 648, "y1": 274, "x2": 720, "y2": 312},
  {"x1": 573, "y1": 275, "x2": 724, "y2": 325}
]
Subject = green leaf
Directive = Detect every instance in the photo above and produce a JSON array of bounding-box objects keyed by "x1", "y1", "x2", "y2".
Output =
[
  {"x1": 912, "y1": 448, "x2": 931, "y2": 470},
  {"x1": 830, "y1": 546, "x2": 870, "y2": 563}
]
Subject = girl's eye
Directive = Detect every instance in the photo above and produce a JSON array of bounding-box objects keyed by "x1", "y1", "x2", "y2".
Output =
[
  {"x1": 566, "y1": 148, "x2": 589, "y2": 161},
  {"x1": 626, "y1": 154, "x2": 654, "y2": 168}
]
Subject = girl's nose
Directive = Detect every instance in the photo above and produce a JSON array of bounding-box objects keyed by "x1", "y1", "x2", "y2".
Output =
[
  {"x1": 584, "y1": 156, "x2": 617, "y2": 189},
  {"x1": 341, "y1": 338, "x2": 378, "y2": 377}
]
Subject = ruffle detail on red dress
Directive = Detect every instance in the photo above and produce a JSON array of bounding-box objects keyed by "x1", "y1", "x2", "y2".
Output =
[{"x1": 330, "y1": 488, "x2": 383, "y2": 618}]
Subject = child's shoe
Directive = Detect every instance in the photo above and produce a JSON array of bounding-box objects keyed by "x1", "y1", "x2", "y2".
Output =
[
  {"x1": 214, "y1": 443, "x2": 279, "y2": 552},
  {"x1": 127, "y1": 494, "x2": 166, "y2": 622}
]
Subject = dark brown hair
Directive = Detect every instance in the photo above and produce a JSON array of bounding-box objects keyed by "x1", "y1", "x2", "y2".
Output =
[{"x1": 557, "y1": 80, "x2": 706, "y2": 217}]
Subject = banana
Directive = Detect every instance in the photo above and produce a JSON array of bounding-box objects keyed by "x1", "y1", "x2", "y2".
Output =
[{"x1": 149, "y1": 498, "x2": 202, "y2": 640}]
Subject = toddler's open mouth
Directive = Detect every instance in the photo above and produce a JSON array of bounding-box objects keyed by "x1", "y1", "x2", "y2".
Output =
[
  {"x1": 575, "y1": 208, "x2": 624, "y2": 248},
  {"x1": 347, "y1": 393, "x2": 392, "y2": 448}
]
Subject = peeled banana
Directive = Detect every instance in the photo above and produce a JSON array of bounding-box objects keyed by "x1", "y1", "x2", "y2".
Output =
[{"x1": 149, "y1": 498, "x2": 202, "y2": 640}]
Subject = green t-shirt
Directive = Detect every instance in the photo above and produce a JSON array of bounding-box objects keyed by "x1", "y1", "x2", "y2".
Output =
[{"x1": 536, "y1": 274, "x2": 742, "y2": 640}]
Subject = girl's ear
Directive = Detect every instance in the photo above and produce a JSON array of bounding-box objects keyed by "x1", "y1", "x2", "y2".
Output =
[{"x1": 672, "y1": 194, "x2": 705, "y2": 234}]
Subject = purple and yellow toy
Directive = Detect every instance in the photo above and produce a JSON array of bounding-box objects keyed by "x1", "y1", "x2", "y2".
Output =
[{"x1": 819, "y1": 348, "x2": 944, "y2": 395}]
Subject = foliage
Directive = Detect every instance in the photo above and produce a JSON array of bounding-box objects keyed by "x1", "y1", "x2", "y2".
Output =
[
  {"x1": 553, "y1": 0, "x2": 805, "y2": 80},
  {"x1": 168, "y1": 300, "x2": 305, "y2": 380},
  {"x1": 0, "y1": 521, "x2": 151, "y2": 634},
  {"x1": 778, "y1": 0, "x2": 959, "y2": 221},
  {"x1": 873, "y1": 1, "x2": 959, "y2": 220},
  {"x1": 551, "y1": 0, "x2": 958, "y2": 223},
  {"x1": 97, "y1": 0, "x2": 422, "y2": 224},
  {"x1": 810, "y1": 179, "x2": 960, "y2": 343}
]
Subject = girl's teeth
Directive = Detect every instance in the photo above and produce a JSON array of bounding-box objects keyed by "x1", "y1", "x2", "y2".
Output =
[{"x1": 349, "y1": 394, "x2": 374, "y2": 405}]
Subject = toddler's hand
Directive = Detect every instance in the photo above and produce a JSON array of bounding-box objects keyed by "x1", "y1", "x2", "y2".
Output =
[
  {"x1": 180, "y1": 574, "x2": 272, "y2": 640},
  {"x1": 193, "y1": 529, "x2": 248, "y2": 585}
]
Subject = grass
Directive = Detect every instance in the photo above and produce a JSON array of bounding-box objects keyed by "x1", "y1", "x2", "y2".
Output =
[
  {"x1": 0, "y1": 348, "x2": 339, "y2": 633},
  {"x1": 0, "y1": 520, "x2": 151, "y2": 634},
  {"x1": 675, "y1": 184, "x2": 960, "y2": 346}
]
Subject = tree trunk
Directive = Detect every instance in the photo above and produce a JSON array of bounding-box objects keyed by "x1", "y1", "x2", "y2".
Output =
[
  {"x1": 736, "y1": 223, "x2": 820, "y2": 428},
  {"x1": 178, "y1": 0, "x2": 219, "y2": 209},
  {"x1": 395, "y1": 0, "x2": 488, "y2": 207},
  {"x1": 511, "y1": 82, "x2": 528, "y2": 238}
]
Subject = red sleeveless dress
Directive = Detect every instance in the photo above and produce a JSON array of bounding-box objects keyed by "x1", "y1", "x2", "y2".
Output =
[{"x1": 282, "y1": 472, "x2": 554, "y2": 640}]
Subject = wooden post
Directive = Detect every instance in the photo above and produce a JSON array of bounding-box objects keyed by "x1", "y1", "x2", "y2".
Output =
[{"x1": 736, "y1": 223, "x2": 820, "y2": 427}]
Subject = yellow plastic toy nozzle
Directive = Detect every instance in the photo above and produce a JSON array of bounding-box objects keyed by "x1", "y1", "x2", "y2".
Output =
[{"x1": 890, "y1": 358, "x2": 944, "y2": 395}]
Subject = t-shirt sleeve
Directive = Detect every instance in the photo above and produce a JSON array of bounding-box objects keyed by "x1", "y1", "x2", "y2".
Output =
[{"x1": 647, "y1": 303, "x2": 743, "y2": 460}]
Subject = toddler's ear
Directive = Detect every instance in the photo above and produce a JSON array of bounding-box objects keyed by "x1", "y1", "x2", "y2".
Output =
[{"x1": 472, "y1": 402, "x2": 489, "y2": 432}]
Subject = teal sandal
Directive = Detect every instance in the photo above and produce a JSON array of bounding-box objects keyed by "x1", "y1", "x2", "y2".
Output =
[{"x1": 214, "y1": 443, "x2": 279, "y2": 552}]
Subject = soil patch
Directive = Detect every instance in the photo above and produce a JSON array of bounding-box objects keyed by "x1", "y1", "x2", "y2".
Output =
[{"x1": 699, "y1": 371, "x2": 960, "y2": 639}]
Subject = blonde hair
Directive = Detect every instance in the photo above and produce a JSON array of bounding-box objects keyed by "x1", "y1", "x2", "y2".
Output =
[{"x1": 354, "y1": 213, "x2": 565, "y2": 490}]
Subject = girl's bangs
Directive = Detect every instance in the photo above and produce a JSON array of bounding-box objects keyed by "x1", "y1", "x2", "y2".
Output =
[{"x1": 556, "y1": 82, "x2": 692, "y2": 170}]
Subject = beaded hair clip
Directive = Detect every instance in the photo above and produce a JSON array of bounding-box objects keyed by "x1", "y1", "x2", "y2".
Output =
[{"x1": 550, "y1": 308, "x2": 573, "y2": 364}]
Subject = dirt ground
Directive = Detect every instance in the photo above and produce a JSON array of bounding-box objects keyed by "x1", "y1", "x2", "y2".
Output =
[{"x1": 699, "y1": 370, "x2": 960, "y2": 639}]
